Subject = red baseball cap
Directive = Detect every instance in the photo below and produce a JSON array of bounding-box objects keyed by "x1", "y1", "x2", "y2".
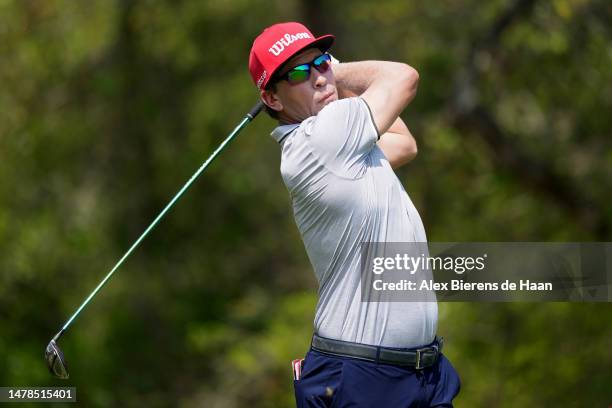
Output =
[{"x1": 249, "y1": 22, "x2": 335, "y2": 90}]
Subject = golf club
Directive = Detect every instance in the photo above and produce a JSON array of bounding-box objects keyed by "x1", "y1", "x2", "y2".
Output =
[{"x1": 45, "y1": 101, "x2": 265, "y2": 379}]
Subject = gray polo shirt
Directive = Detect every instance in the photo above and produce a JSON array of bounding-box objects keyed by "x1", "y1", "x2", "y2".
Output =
[{"x1": 271, "y1": 97, "x2": 437, "y2": 348}]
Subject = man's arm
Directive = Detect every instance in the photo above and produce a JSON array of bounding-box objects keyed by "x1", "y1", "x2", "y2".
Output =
[
  {"x1": 378, "y1": 118, "x2": 417, "y2": 169},
  {"x1": 333, "y1": 61, "x2": 419, "y2": 169}
]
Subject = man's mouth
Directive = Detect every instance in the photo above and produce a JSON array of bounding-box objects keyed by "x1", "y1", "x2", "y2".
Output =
[{"x1": 319, "y1": 91, "x2": 335, "y2": 104}]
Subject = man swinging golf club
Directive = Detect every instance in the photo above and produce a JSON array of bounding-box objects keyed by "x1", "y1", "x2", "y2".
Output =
[{"x1": 249, "y1": 22, "x2": 461, "y2": 407}]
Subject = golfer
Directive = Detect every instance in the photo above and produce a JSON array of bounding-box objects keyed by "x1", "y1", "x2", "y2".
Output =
[{"x1": 249, "y1": 22, "x2": 460, "y2": 407}]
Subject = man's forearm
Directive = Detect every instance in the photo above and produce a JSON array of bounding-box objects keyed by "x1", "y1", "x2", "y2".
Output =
[{"x1": 378, "y1": 117, "x2": 418, "y2": 169}]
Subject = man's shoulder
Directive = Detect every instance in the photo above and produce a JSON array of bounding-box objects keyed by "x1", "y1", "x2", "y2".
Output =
[
  {"x1": 309, "y1": 97, "x2": 368, "y2": 139},
  {"x1": 315, "y1": 97, "x2": 363, "y2": 120},
  {"x1": 270, "y1": 98, "x2": 363, "y2": 141}
]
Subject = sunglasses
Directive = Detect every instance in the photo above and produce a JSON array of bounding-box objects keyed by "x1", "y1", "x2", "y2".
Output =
[{"x1": 277, "y1": 53, "x2": 332, "y2": 85}]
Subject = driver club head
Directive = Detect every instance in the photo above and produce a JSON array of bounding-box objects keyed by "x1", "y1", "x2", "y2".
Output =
[{"x1": 45, "y1": 339, "x2": 69, "y2": 379}]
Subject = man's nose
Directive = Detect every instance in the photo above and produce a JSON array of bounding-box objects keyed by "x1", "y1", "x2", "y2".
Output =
[{"x1": 313, "y1": 70, "x2": 327, "y2": 88}]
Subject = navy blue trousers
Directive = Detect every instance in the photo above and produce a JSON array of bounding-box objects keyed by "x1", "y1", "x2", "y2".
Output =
[{"x1": 294, "y1": 348, "x2": 460, "y2": 407}]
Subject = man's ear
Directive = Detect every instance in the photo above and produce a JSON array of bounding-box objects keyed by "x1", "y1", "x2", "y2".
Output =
[{"x1": 260, "y1": 88, "x2": 283, "y2": 113}]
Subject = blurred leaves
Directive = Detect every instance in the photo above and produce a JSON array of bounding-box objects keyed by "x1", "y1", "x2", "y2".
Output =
[{"x1": 1, "y1": 0, "x2": 611, "y2": 407}]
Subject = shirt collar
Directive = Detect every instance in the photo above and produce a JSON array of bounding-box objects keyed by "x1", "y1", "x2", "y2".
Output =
[{"x1": 270, "y1": 123, "x2": 299, "y2": 144}]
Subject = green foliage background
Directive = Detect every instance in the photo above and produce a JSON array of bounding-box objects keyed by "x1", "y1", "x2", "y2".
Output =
[{"x1": 1, "y1": 0, "x2": 610, "y2": 406}]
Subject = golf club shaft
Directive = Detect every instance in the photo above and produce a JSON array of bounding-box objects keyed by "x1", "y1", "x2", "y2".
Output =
[{"x1": 55, "y1": 101, "x2": 265, "y2": 341}]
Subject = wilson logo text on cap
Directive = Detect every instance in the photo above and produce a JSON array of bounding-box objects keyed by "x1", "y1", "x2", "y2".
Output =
[{"x1": 268, "y1": 32, "x2": 312, "y2": 56}]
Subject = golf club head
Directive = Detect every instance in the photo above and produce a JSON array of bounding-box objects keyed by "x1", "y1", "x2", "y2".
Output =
[{"x1": 45, "y1": 339, "x2": 69, "y2": 379}]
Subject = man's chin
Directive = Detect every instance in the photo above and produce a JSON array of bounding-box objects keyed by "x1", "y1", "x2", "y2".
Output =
[{"x1": 318, "y1": 96, "x2": 337, "y2": 111}]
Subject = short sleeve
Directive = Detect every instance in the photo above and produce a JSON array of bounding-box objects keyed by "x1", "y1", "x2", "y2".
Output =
[{"x1": 307, "y1": 97, "x2": 379, "y2": 178}]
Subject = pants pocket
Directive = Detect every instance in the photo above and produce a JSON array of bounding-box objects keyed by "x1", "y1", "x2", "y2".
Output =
[{"x1": 294, "y1": 351, "x2": 344, "y2": 408}]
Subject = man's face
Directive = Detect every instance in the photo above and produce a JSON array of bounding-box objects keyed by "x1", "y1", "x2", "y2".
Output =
[{"x1": 262, "y1": 48, "x2": 338, "y2": 123}]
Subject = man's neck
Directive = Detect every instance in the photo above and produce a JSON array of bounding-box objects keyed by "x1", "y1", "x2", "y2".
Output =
[
  {"x1": 278, "y1": 111, "x2": 304, "y2": 125},
  {"x1": 279, "y1": 119, "x2": 301, "y2": 126}
]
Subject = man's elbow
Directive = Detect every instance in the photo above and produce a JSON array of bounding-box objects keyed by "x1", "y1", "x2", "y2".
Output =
[
  {"x1": 402, "y1": 139, "x2": 418, "y2": 163},
  {"x1": 407, "y1": 140, "x2": 418, "y2": 160},
  {"x1": 391, "y1": 140, "x2": 418, "y2": 169},
  {"x1": 405, "y1": 65, "x2": 420, "y2": 88},
  {"x1": 397, "y1": 65, "x2": 419, "y2": 102}
]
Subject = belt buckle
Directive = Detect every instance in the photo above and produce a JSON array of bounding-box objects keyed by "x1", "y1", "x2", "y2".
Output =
[
  {"x1": 414, "y1": 345, "x2": 436, "y2": 370},
  {"x1": 414, "y1": 348, "x2": 424, "y2": 369}
]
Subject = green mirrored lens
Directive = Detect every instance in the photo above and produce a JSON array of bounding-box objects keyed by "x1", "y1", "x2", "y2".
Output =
[{"x1": 287, "y1": 67, "x2": 310, "y2": 83}]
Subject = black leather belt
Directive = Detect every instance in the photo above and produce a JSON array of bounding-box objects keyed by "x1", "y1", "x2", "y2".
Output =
[{"x1": 311, "y1": 334, "x2": 443, "y2": 369}]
